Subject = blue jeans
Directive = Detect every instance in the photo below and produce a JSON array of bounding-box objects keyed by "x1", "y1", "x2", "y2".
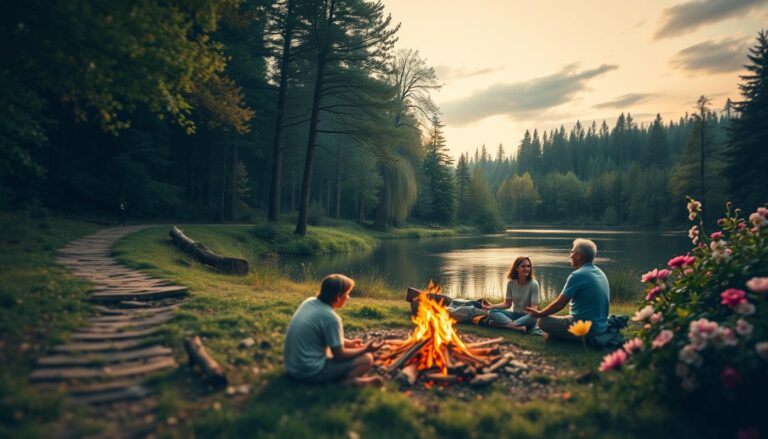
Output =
[{"x1": 487, "y1": 310, "x2": 537, "y2": 329}]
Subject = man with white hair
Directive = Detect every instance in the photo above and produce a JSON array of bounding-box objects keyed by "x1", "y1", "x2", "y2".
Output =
[{"x1": 525, "y1": 238, "x2": 610, "y2": 342}]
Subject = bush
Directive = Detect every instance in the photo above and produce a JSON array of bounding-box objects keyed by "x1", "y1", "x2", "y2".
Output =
[{"x1": 609, "y1": 200, "x2": 768, "y2": 435}]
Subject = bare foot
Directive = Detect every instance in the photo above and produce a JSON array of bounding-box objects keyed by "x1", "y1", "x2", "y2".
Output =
[
  {"x1": 348, "y1": 375, "x2": 384, "y2": 387},
  {"x1": 505, "y1": 324, "x2": 527, "y2": 334}
]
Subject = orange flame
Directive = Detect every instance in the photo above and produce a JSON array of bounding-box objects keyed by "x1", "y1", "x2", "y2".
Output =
[{"x1": 379, "y1": 280, "x2": 477, "y2": 376}]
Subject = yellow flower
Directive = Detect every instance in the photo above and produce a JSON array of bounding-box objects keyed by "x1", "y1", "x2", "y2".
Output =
[{"x1": 568, "y1": 320, "x2": 592, "y2": 337}]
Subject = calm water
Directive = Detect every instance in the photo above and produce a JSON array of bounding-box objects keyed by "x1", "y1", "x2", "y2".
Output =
[{"x1": 280, "y1": 228, "x2": 691, "y2": 300}]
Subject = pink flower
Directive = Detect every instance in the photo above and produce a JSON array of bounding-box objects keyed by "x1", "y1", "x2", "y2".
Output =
[
  {"x1": 641, "y1": 269, "x2": 658, "y2": 283},
  {"x1": 687, "y1": 200, "x2": 702, "y2": 220},
  {"x1": 645, "y1": 286, "x2": 662, "y2": 301},
  {"x1": 652, "y1": 330, "x2": 674, "y2": 349},
  {"x1": 599, "y1": 348, "x2": 628, "y2": 372},
  {"x1": 746, "y1": 277, "x2": 768, "y2": 293},
  {"x1": 650, "y1": 312, "x2": 663, "y2": 323},
  {"x1": 712, "y1": 327, "x2": 738, "y2": 348},
  {"x1": 656, "y1": 269, "x2": 671, "y2": 280},
  {"x1": 623, "y1": 338, "x2": 643, "y2": 353},
  {"x1": 710, "y1": 231, "x2": 723, "y2": 240},
  {"x1": 721, "y1": 367, "x2": 741, "y2": 389},
  {"x1": 750, "y1": 211, "x2": 768, "y2": 228},
  {"x1": 736, "y1": 319, "x2": 753, "y2": 336},
  {"x1": 738, "y1": 221, "x2": 747, "y2": 230},
  {"x1": 667, "y1": 255, "x2": 695, "y2": 268},
  {"x1": 683, "y1": 268, "x2": 694, "y2": 275},
  {"x1": 721, "y1": 288, "x2": 747, "y2": 308}
]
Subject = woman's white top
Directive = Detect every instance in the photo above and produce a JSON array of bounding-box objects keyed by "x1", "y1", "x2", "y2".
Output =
[{"x1": 505, "y1": 279, "x2": 540, "y2": 312}]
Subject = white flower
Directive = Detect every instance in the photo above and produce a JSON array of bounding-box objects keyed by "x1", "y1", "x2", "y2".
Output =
[
  {"x1": 736, "y1": 319, "x2": 753, "y2": 336},
  {"x1": 687, "y1": 200, "x2": 702, "y2": 218},
  {"x1": 734, "y1": 302, "x2": 756, "y2": 316},
  {"x1": 689, "y1": 332, "x2": 708, "y2": 350},
  {"x1": 679, "y1": 344, "x2": 703, "y2": 367},
  {"x1": 756, "y1": 342, "x2": 768, "y2": 360},
  {"x1": 709, "y1": 240, "x2": 730, "y2": 262},
  {"x1": 750, "y1": 212, "x2": 768, "y2": 228},
  {"x1": 632, "y1": 304, "x2": 654, "y2": 322}
]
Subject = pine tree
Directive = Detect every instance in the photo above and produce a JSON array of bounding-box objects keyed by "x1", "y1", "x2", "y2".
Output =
[
  {"x1": 725, "y1": 30, "x2": 768, "y2": 211},
  {"x1": 421, "y1": 114, "x2": 455, "y2": 223},
  {"x1": 645, "y1": 114, "x2": 668, "y2": 166}
]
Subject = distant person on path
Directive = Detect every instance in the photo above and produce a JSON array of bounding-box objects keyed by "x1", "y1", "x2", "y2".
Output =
[
  {"x1": 284, "y1": 274, "x2": 383, "y2": 386},
  {"x1": 525, "y1": 239, "x2": 610, "y2": 343},
  {"x1": 118, "y1": 196, "x2": 127, "y2": 226},
  {"x1": 482, "y1": 256, "x2": 544, "y2": 335}
]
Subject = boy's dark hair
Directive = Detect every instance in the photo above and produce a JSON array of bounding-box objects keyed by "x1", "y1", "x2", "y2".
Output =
[{"x1": 317, "y1": 274, "x2": 355, "y2": 305}]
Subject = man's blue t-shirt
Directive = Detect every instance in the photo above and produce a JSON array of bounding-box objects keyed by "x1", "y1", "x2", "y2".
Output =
[{"x1": 562, "y1": 263, "x2": 610, "y2": 334}]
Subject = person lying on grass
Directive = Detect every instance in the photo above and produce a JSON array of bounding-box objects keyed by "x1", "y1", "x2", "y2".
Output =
[
  {"x1": 482, "y1": 256, "x2": 544, "y2": 335},
  {"x1": 524, "y1": 238, "x2": 610, "y2": 343},
  {"x1": 284, "y1": 274, "x2": 383, "y2": 386}
]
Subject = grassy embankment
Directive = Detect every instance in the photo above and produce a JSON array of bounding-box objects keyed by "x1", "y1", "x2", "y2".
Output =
[{"x1": 2, "y1": 216, "x2": 702, "y2": 438}]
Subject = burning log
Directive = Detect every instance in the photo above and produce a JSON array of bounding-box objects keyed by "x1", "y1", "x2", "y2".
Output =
[
  {"x1": 395, "y1": 363, "x2": 419, "y2": 387},
  {"x1": 385, "y1": 339, "x2": 428, "y2": 373},
  {"x1": 468, "y1": 346, "x2": 501, "y2": 356},
  {"x1": 424, "y1": 372, "x2": 458, "y2": 383}
]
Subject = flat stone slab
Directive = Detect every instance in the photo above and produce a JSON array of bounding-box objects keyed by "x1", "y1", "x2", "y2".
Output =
[{"x1": 30, "y1": 356, "x2": 177, "y2": 382}]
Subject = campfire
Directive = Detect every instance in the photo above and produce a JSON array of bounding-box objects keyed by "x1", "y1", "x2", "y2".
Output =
[{"x1": 374, "y1": 281, "x2": 517, "y2": 387}]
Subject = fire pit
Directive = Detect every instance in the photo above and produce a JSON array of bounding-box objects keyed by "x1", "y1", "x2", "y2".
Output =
[{"x1": 373, "y1": 281, "x2": 522, "y2": 388}]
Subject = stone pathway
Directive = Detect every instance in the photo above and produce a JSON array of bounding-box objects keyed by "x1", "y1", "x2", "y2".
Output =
[{"x1": 31, "y1": 226, "x2": 187, "y2": 437}]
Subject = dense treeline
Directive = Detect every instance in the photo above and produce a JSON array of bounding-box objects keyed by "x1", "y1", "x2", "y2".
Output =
[{"x1": 1, "y1": 1, "x2": 765, "y2": 232}]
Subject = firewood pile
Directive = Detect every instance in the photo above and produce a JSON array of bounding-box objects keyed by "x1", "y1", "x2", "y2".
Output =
[{"x1": 371, "y1": 283, "x2": 528, "y2": 388}]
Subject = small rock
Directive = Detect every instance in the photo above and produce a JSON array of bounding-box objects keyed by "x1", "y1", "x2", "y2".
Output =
[
  {"x1": 239, "y1": 338, "x2": 255, "y2": 349},
  {"x1": 226, "y1": 386, "x2": 237, "y2": 396}
]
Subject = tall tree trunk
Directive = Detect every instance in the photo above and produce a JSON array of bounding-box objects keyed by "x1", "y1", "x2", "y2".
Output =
[
  {"x1": 268, "y1": 0, "x2": 295, "y2": 222},
  {"x1": 295, "y1": 46, "x2": 330, "y2": 236},
  {"x1": 335, "y1": 159, "x2": 341, "y2": 219}
]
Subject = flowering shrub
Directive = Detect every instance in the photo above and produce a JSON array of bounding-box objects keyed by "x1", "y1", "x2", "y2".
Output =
[{"x1": 604, "y1": 200, "x2": 768, "y2": 434}]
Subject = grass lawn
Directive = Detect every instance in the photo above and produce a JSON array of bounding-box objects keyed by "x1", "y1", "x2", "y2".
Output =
[{"x1": 2, "y1": 218, "x2": 708, "y2": 438}]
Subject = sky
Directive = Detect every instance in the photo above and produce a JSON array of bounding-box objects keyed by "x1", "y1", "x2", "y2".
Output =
[{"x1": 381, "y1": 0, "x2": 768, "y2": 159}]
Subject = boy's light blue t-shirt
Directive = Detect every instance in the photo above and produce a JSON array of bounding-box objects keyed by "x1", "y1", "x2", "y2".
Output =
[
  {"x1": 284, "y1": 297, "x2": 343, "y2": 379},
  {"x1": 562, "y1": 263, "x2": 610, "y2": 334}
]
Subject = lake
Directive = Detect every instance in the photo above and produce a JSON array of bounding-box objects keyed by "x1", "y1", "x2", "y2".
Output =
[{"x1": 280, "y1": 227, "x2": 692, "y2": 301}]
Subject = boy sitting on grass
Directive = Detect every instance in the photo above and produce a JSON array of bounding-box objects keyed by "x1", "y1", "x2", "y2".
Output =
[{"x1": 284, "y1": 274, "x2": 383, "y2": 386}]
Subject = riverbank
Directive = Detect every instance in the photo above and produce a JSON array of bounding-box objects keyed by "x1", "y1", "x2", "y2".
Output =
[{"x1": 2, "y1": 216, "x2": 706, "y2": 438}]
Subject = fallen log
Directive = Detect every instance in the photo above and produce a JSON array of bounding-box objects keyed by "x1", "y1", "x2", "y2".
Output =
[
  {"x1": 468, "y1": 346, "x2": 501, "y2": 356},
  {"x1": 424, "y1": 372, "x2": 458, "y2": 382},
  {"x1": 170, "y1": 226, "x2": 249, "y2": 275},
  {"x1": 185, "y1": 336, "x2": 228, "y2": 387}
]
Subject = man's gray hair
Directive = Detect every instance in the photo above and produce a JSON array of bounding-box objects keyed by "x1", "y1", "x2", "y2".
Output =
[{"x1": 572, "y1": 238, "x2": 597, "y2": 262}]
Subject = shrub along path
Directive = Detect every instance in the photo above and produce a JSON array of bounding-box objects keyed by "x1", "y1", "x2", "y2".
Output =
[{"x1": 29, "y1": 226, "x2": 187, "y2": 436}]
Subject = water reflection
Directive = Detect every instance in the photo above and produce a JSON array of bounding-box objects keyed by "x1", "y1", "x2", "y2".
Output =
[{"x1": 280, "y1": 228, "x2": 691, "y2": 301}]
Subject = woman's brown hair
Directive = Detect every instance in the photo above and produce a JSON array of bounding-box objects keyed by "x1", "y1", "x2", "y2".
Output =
[
  {"x1": 317, "y1": 274, "x2": 355, "y2": 305},
  {"x1": 506, "y1": 256, "x2": 534, "y2": 282}
]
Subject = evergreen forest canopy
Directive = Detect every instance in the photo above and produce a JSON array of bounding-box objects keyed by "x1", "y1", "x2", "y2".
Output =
[{"x1": 1, "y1": 1, "x2": 766, "y2": 233}]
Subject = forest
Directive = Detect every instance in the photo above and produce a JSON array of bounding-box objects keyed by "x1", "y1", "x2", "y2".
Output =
[{"x1": 1, "y1": 0, "x2": 766, "y2": 233}]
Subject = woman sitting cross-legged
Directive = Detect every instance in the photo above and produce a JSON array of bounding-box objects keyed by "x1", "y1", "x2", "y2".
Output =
[
  {"x1": 482, "y1": 257, "x2": 543, "y2": 335},
  {"x1": 283, "y1": 274, "x2": 383, "y2": 386}
]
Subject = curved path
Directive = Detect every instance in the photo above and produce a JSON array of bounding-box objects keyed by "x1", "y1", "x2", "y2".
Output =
[{"x1": 31, "y1": 226, "x2": 187, "y2": 437}]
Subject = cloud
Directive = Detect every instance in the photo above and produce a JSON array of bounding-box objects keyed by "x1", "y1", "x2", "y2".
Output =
[
  {"x1": 670, "y1": 37, "x2": 751, "y2": 74},
  {"x1": 653, "y1": 0, "x2": 768, "y2": 40},
  {"x1": 434, "y1": 65, "x2": 503, "y2": 81},
  {"x1": 441, "y1": 64, "x2": 619, "y2": 126},
  {"x1": 594, "y1": 93, "x2": 656, "y2": 110}
]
